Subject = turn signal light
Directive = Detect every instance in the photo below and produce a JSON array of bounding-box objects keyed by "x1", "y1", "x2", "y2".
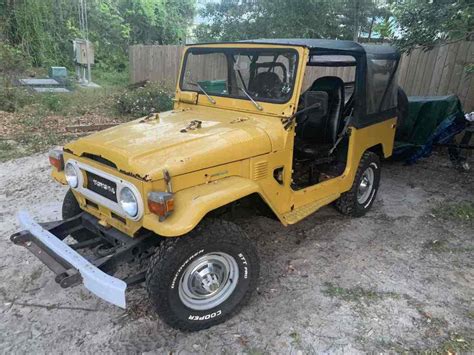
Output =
[
  {"x1": 49, "y1": 149, "x2": 64, "y2": 171},
  {"x1": 148, "y1": 192, "x2": 174, "y2": 221}
]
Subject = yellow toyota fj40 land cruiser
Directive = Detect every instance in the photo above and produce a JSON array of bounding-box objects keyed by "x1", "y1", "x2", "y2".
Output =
[{"x1": 11, "y1": 39, "x2": 401, "y2": 331}]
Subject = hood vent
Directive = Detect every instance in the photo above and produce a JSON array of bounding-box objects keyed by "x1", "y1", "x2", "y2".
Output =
[
  {"x1": 253, "y1": 161, "x2": 268, "y2": 180},
  {"x1": 82, "y1": 153, "x2": 117, "y2": 169}
]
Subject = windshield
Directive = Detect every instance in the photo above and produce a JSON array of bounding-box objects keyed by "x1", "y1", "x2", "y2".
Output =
[{"x1": 180, "y1": 48, "x2": 299, "y2": 104}]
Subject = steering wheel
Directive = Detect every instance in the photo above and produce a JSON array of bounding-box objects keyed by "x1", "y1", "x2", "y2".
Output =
[{"x1": 251, "y1": 72, "x2": 284, "y2": 98}]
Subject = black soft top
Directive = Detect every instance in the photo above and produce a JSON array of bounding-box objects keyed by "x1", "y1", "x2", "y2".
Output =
[
  {"x1": 188, "y1": 38, "x2": 401, "y2": 125},
  {"x1": 240, "y1": 38, "x2": 399, "y2": 59}
]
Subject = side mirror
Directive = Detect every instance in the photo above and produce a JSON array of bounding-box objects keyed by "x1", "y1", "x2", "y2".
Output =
[{"x1": 304, "y1": 91, "x2": 328, "y2": 116}]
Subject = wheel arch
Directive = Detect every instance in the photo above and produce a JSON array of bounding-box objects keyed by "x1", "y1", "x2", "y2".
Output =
[
  {"x1": 142, "y1": 176, "x2": 275, "y2": 237},
  {"x1": 367, "y1": 143, "x2": 385, "y2": 159}
]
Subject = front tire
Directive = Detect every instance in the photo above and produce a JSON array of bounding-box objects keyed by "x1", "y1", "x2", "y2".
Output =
[
  {"x1": 145, "y1": 219, "x2": 259, "y2": 331},
  {"x1": 334, "y1": 151, "x2": 381, "y2": 217},
  {"x1": 62, "y1": 189, "x2": 94, "y2": 242}
]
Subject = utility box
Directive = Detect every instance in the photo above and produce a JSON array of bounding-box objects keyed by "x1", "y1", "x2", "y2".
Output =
[
  {"x1": 73, "y1": 39, "x2": 94, "y2": 65},
  {"x1": 49, "y1": 66, "x2": 68, "y2": 79}
]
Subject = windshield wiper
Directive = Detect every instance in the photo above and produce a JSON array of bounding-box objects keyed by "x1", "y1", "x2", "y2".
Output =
[
  {"x1": 238, "y1": 86, "x2": 263, "y2": 111},
  {"x1": 187, "y1": 81, "x2": 216, "y2": 104},
  {"x1": 232, "y1": 61, "x2": 263, "y2": 112}
]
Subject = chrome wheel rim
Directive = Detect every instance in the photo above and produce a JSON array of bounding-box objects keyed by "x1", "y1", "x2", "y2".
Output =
[
  {"x1": 357, "y1": 166, "x2": 375, "y2": 204},
  {"x1": 178, "y1": 252, "x2": 239, "y2": 311}
]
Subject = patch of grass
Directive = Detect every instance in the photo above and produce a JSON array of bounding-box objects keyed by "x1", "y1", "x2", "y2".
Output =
[
  {"x1": 0, "y1": 140, "x2": 25, "y2": 161},
  {"x1": 414, "y1": 307, "x2": 448, "y2": 328},
  {"x1": 422, "y1": 239, "x2": 474, "y2": 253},
  {"x1": 424, "y1": 333, "x2": 473, "y2": 354},
  {"x1": 322, "y1": 282, "x2": 400, "y2": 303},
  {"x1": 242, "y1": 348, "x2": 267, "y2": 355},
  {"x1": 0, "y1": 131, "x2": 66, "y2": 162},
  {"x1": 375, "y1": 333, "x2": 473, "y2": 354},
  {"x1": 432, "y1": 201, "x2": 474, "y2": 223},
  {"x1": 0, "y1": 85, "x2": 35, "y2": 112},
  {"x1": 423, "y1": 239, "x2": 450, "y2": 252},
  {"x1": 40, "y1": 93, "x2": 69, "y2": 113},
  {"x1": 94, "y1": 68, "x2": 129, "y2": 87},
  {"x1": 289, "y1": 331, "x2": 302, "y2": 346},
  {"x1": 29, "y1": 268, "x2": 42, "y2": 282},
  {"x1": 0, "y1": 140, "x2": 13, "y2": 151},
  {"x1": 17, "y1": 112, "x2": 46, "y2": 127}
]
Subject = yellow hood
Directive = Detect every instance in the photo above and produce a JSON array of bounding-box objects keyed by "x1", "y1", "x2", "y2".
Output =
[{"x1": 65, "y1": 108, "x2": 272, "y2": 181}]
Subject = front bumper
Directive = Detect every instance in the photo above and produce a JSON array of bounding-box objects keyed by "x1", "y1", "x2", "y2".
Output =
[{"x1": 11, "y1": 211, "x2": 156, "y2": 308}]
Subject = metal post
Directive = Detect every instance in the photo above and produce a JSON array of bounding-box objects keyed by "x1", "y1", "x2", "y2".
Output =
[{"x1": 85, "y1": 40, "x2": 91, "y2": 84}]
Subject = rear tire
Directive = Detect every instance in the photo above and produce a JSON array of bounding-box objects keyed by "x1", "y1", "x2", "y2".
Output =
[
  {"x1": 62, "y1": 189, "x2": 93, "y2": 242},
  {"x1": 145, "y1": 219, "x2": 259, "y2": 331},
  {"x1": 334, "y1": 151, "x2": 381, "y2": 217}
]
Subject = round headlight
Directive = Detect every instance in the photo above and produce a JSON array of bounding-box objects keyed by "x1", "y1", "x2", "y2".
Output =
[
  {"x1": 119, "y1": 187, "x2": 138, "y2": 218},
  {"x1": 65, "y1": 162, "x2": 78, "y2": 188}
]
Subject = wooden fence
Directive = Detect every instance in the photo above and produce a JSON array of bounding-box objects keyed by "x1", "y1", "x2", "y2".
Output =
[
  {"x1": 129, "y1": 45, "x2": 185, "y2": 87},
  {"x1": 398, "y1": 41, "x2": 474, "y2": 111},
  {"x1": 129, "y1": 41, "x2": 474, "y2": 111}
]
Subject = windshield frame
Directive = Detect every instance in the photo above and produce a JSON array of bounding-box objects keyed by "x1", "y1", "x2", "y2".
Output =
[{"x1": 179, "y1": 46, "x2": 300, "y2": 105}]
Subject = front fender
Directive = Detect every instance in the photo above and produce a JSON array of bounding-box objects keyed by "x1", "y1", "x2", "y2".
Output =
[{"x1": 142, "y1": 176, "x2": 261, "y2": 237}]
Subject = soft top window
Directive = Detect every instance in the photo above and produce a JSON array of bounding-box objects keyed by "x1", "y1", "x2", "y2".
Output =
[
  {"x1": 302, "y1": 55, "x2": 356, "y2": 101},
  {"x1": 366, "y1": 55, "x2": 399, "y2": 114}
]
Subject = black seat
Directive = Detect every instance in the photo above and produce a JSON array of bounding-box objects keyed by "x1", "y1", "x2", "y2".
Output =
[{"x1": 297, "y1": 76, "x2": 345, "y2": 145}]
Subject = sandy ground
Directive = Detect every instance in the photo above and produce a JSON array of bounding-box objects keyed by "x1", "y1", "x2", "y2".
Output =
[{"x1": 0, "y1": 152, "x2": 472, "y2": 354}]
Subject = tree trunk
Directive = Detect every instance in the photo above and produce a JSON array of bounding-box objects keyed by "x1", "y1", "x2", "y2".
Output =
[
  {"x1": 353, "y1": 0, "x2": 360, "y2": 42},
  {"x1": 367, "y1": 16, "x2": 375, "y2": 42}
]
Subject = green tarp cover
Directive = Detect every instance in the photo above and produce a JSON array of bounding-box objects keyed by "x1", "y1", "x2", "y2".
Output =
[{"x1": 393, "y1": 95, "x2": 465, "y2": 161}]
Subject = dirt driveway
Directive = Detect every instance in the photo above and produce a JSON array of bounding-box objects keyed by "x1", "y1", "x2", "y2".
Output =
[{"x1": 0, "y1": 152, "x2": 472, "y2": 354}]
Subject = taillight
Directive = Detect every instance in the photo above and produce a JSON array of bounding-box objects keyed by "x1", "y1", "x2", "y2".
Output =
[
  {"x1": 148, "y1": 192, "x2": 174, "y2": 221},
  {"x1": 49, "y1": 149, "x2": 64, "y2": 171}
]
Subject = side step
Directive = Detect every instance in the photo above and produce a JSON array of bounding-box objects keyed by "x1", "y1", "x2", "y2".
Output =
[{"x1": 282, "y1": 194, "x2": 340, "y2": 224}]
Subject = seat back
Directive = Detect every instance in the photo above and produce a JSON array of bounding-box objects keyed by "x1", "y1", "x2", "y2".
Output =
[{"x1": 298, "y1": 76, "x2": 345, "y2": 144}]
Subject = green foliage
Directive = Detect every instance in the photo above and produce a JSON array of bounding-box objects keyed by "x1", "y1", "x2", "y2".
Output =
[
  {"x1": 0, "y1": 42, "x2": 31, "y2": 77},
  {"x1": 120, "y1": 0, "x2": 195, "y2": 45},
  {"x1": 0, "y1": 86, "x2": 34, "y2": 112},
  {"x1": 94, "y1": 68, "x2": 130, "y2": 87},
  {"x1": 392, "y1": 0, "x2": 473, "y2": 52},
  {"x1": 0, "y1": 42, "x2": 36, "y2": 112},
  {"x1": 3, "y1": 0, "x2": 77, "y2": 67},
  {"x1": 0, "y1": 0, "x2": 196, "y2": 71},
  {"x1": 0, "y1": 140, "x2": 21, "y2": 162},
  {"x1": 115, "y1": 82, "x2": 173, "y2": 118},
  {"x1": 40, "y1": 94, "x2": 66, "y2": 112},
  {"x1": 194, "y1": 0, "x2": 472, "y2": 53},
  {"x1": 195, "y1": 0, "x2": 392, "y2": 42}
]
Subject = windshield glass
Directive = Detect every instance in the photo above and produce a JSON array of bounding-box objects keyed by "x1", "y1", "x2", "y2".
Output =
[{"x1": 180, "y1": 48, "x2": 299, "y2": 104}]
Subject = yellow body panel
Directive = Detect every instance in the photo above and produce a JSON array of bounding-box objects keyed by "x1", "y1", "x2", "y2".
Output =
[
  {"x1": 143, "y1": 176, "x2": 261, "y2": 236},
  {"x1": 52, "y1": 43, "x2": 397, "y2": 238}
]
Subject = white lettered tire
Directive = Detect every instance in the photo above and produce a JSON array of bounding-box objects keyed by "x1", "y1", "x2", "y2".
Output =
[{"x1": 145, "y1": 219, "x2": 259, "y2": 331}]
